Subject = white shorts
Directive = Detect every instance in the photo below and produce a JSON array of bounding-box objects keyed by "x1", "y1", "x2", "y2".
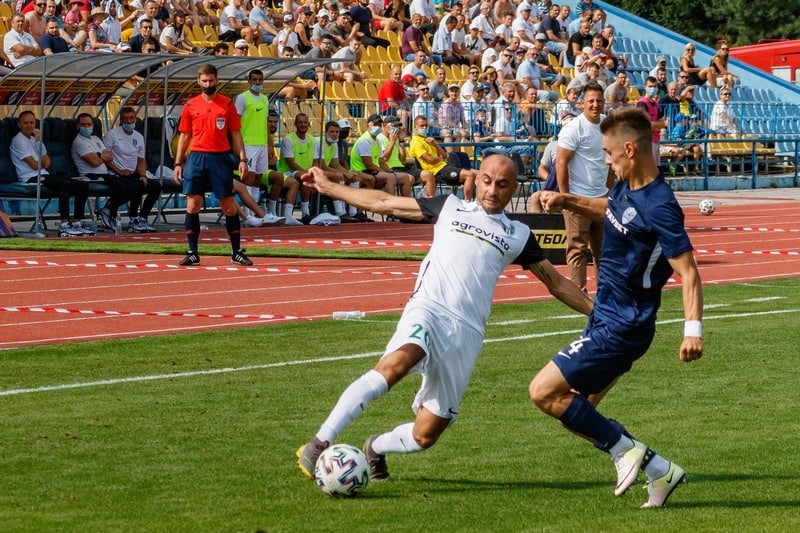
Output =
[
  {"x1": 244, "y1": 145, "x2": 268, "y2": 174},
  {"x1": 383, "y1": 299, "x2": 483, "y2": 423}
]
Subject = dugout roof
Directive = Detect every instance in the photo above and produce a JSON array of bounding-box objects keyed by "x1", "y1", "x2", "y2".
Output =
[{"x1": 0, "y1": 53, "x2": 336, "y2": 121}]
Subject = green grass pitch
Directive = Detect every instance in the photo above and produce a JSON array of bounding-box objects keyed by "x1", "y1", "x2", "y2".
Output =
[{"x1": 1, "y1": 278, "x2": 799, "y2": 531}]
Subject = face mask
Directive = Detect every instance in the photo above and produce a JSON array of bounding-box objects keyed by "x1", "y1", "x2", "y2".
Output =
[
  {"x1": 646, "y1": 87, "x2": 658, "y2": 97},
  {"x1": 122, "y1": 123, "x2": 136, "y2": 133},
  {"x1": 250, "y1": 84, "x2": 262, "y2": 93},
  {"x1": 79, "y1": 126, "x2": 93, "y2": 137},
  {"x1": 370, "y1": 126, "x2": 381, "y2": 136},
  {"x1": 202, "y1": 85, "x2": 217, "y2": 96},
  {"x1": 339, "y1": 129, "x2": 349, "y2": 140},
  {"x1": 325, "y1": 135, "x2": 337, "y2": 144},
  {"x1": 417, "y1": 128, "x2": 428, "y2": 137},
  {"x1": 412, "y1": 23, "x2": 421, "y2": 29}
]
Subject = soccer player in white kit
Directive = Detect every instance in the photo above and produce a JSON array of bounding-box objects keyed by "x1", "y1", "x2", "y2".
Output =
[{"x1": 296, "y1": 154, "x2": 594, "y2": 481}]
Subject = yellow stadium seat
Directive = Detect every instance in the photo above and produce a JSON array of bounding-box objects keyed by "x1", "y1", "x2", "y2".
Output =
[
  {"x1": 258, "y1": 43, "x2": 272, "y2": 57},
  {"x1": 386, "y1": 46, "x2": 401, "y2": 62},
  {"x1": 387, "y1": 31, "x2": 401, "y2": 48},
  {"x1": 120, "y1": 28, "x2": 133, "y2": 42},
  {"x1": 0, "y1": 3, "x2": 12, "y2": 18},
  {"x1": 376, "y1": 46, "x2": 390, "y2": 62},
  {"x1": 203, "y1": 25, "x2": 218, "y2": 41},
  {"x1": 362, "y1": 46, "x2": 377, "y2": 62},
  {"x1": 330, "y1": 80, "x2": 345, "y2": 99}
]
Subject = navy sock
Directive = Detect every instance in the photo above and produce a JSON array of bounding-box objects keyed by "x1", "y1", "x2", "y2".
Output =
[
  {"x1": 558, "y1": 395, "x2": 621, "y2": 451},
  {"x1": 185, "y1": 213, "x2": 200, "y2": 254},
  {"x1": 593, "y1": 418, "x2": 636, "y2": 453},
  {"x1": 225, "y1": 215, "x2": 241, "y2": 253}
]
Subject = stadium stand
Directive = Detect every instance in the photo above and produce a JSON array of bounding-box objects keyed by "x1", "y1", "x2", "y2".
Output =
[{"x1": 2, "y1": 0, "x2": 800, "y2": 228}]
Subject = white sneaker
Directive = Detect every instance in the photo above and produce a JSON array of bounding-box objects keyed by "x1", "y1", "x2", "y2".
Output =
[
  {"x1": 261, "y1": 213, "x2": 286, "y2": 226},
  {"x1": 244, "y1": 215, "x2": 262, "y2": 228},
  {"x1": 283, "y1": 216, "x2": 304, "y2": 226},
  {"x1": 59, "y1": 222, "x2": 84, "y2": 237},
  {"x1": 309, "y1": 213, "x2": 341, "y2": 226},
  {"x1": 613, "y1": 439, "x2": 647, "y2": 496},
  {"x1": 641, "y1": 462, "x2": 685, "y2": 508},
  {"x1": 71, "y1": 221, "x2": 95, "y2": 235}
]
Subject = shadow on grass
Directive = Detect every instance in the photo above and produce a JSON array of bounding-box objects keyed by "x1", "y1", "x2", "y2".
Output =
[{"x1": 402, "y1": 477, "x2": 607, "y2": 492}]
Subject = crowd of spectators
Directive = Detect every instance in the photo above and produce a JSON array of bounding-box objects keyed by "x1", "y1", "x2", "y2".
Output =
[{"x1": 0, "y1": 0, "x2": 756, "y2": 227}]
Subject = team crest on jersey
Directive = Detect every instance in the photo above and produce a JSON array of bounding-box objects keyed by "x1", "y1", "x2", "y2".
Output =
[
  {"x1": 622, "y1": 206, "x2": 638, "y2": 224},
  {"x1": 216, "y1": 117, "x2": 226, "y2": 130}
]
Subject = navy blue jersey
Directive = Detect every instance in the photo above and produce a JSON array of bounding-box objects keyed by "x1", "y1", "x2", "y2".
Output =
[{"x1": 592, "y1": 175, "x2": 693, "y2": 334}]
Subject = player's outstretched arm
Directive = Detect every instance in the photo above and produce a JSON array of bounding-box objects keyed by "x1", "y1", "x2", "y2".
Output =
[
  {"x1": 539, "y1": 191, "x2": 608, "y2": 222},
  {"x1": 668, "y1": 250, "x2": 704, "y2": 362},
  {"x1": 301, "y1": 167, "x2": 424, "y2": 221},
  {"x1": 527, "y1": 259, "x2": 594, "y2": 316}
]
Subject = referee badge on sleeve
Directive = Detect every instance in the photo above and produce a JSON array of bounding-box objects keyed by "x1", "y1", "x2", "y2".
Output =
[{"x1": 216, "y1": 117, "x2": 226, "y2": 130}]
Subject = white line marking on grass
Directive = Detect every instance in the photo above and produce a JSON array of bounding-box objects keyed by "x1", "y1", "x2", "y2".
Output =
[
  {"x1": 2, "y1": 308, "x2": 798, "y2": 397},
  {"x1": 0, "y1": 351, "x2": 383, "y2": 397},
  {"x1": 743, "y1": 296, "x2": 786, "y2": 302},
  {"x1": 489, "y1": 314, "x2": 586, "y2": 326}
]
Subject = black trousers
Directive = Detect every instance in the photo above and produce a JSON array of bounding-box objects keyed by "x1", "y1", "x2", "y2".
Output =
[{"x1": 30, "y1": 174, "x2": 89, "y2": 221}]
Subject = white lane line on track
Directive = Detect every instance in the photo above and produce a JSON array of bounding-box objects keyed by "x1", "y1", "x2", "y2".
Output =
[{"x1": 2, "y1": 307, "x2": 797, "y2": 398}]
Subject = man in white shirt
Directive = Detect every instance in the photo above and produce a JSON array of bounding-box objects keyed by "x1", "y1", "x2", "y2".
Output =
[
  {"x1": 219, "y1": 0, "x2": 257, "y2": 43},
  {"x1": 295, "y1": 154, "x2": 592, "y2": 483},
  {"x1": 516, "y1": 46, "x2": 558, "y2": 103},
  {"x1": 101, "y1": 107, "x2": 162, "y2": 232},
  {"x1": 555, "y1": 80, "x2": 614, "y2": 291},
  {"x1": 402, "y1": 50, "x2": 428, "y2": 78},
  {"x1": 330, "y1": 36, "x2": 367, "y2": 82},
  {"x1": 492, "y1": 82, "x2": 518, "y2": 140},
  {"x1": 409, "y1": 0, "x2": 435, "y2": 23},
  {"x1": 134, "y1": 1, "x2": 161, "y2": 37},
  {"x1": 471, "y1": 2, "x2": 495, "y2": 43},
  {"x1": 512, "y1": 2, "x2": 539, "y2": 49},
  {"x1": 494, "y1": 13, "x2": 514, "y2": 43},
  {"x1": 3, "y1": 13, "x2": 42, "y2": 67},
  {"x1": 10, "y1": 110, "x2": 92, "y2": 236}
]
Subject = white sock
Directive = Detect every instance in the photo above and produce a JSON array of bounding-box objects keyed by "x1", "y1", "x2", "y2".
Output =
[
  {"x1": 300, "y1": 201, "x2": 310, "y2": 216},
  {"x1": 333, "y1": 199, "x2": 346, "y2": 216},
  {"x1": 269, "y1": 199, "x2": 278, "y2": 216},
  {"x1": 348, "y1": 182, "x2": 360, "y2": 216},
  {"x1": 317, "y1": 370, "x2": 388, "y2": 443},
  {"x1": 609, "y1": 435, "x2": 634, "y2": 457},
  {"x1": 372, "y1": 422, "x2": 423, "y2": 454},
  {"x1": 283, "y1": 203, "x2": 294, "y2": 219},
  {"x1": 643, "y1": 453, "x2": 670, "y2": 480}
]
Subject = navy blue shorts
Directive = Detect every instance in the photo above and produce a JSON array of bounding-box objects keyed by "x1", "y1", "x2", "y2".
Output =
[
  {"x1": 182, "y1": 151, "x2": 236, "y2": 199},
  {"x1": 552, "y1": 317, "x2": 654, "y2": 395}
]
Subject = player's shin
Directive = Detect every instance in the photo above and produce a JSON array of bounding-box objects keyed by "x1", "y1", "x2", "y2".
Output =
[{"x1": 317, "y1": 369, "x2": 389, "y2": 442}]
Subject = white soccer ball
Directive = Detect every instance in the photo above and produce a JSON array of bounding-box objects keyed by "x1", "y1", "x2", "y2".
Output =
[
  {"x1": 698, "y1": 199, "x2": 716, "y2": 215},
  {"x1": 314, "y1": 443, "x2": 370, "y2": 498}
]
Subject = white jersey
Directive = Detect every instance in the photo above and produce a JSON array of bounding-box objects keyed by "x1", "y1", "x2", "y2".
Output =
[
  {"x1": 103, "y1": 126, "x2": 145, "y2": 173},
  {"x1": 413, "y1": 195, "x2": 544, "y2": 333},
  {"x1": 71, "y1": 134, "x2": 109, "y2": 175}
]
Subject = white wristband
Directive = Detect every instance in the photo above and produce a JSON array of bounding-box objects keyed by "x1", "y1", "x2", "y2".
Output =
[{"x1": 684, "y1": 320, "x2": 702, "y2": 338}]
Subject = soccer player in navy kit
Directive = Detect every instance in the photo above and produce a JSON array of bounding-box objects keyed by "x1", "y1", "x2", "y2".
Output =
[
  {"x1": 531, "y1": 107, "x2": 704, "y2": 508},
  {"x1": 296, "y1": 154, "x2": 594, "y2": 482}
]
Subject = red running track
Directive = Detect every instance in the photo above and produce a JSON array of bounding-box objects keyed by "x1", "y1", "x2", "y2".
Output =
[{"x1": 1, "y1": 198, "x2": 799, "y2": 349}]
